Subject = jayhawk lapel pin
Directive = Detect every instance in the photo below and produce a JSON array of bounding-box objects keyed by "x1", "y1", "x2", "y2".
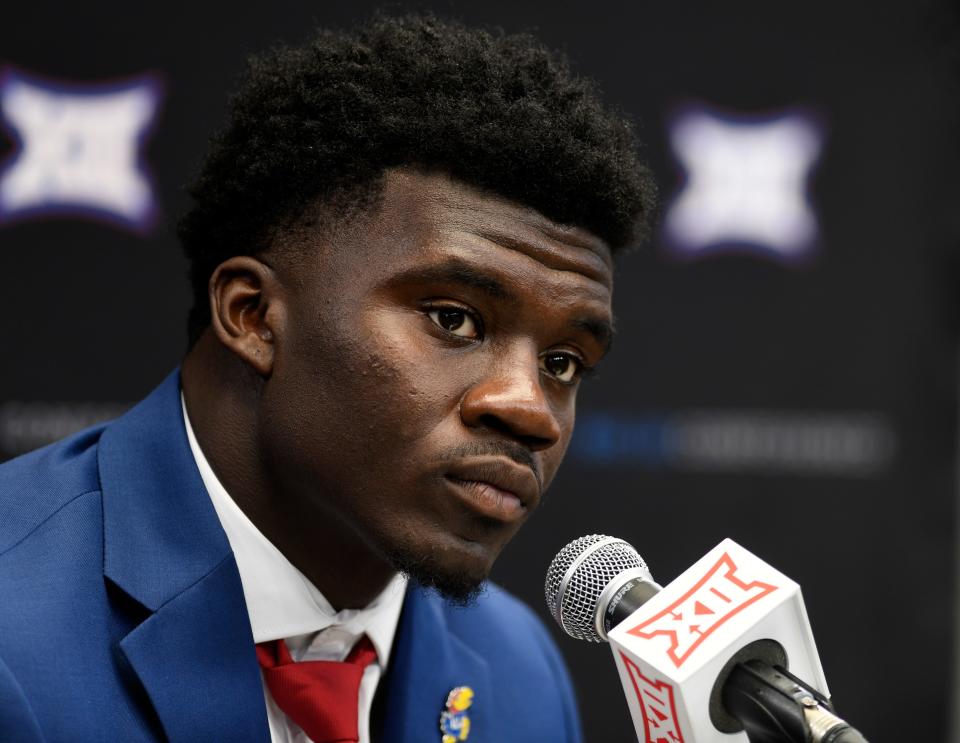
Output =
[{"x1": 440, "y1": 685, "x2": 474, "y2": 742}]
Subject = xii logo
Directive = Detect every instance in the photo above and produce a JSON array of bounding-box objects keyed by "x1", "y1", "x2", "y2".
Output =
[
  {"x1": 627, "y1": 553, "x2": 777, "y2": 668},
  {"x1": 663, "y1": 107, "x2": 824, "y2": 265},
  {"x1": 0, "y1": 68, "x2": 162, "y2": 233},
  {"x1": 620, "y1": 653, "x2": 684, "y2": 743}
]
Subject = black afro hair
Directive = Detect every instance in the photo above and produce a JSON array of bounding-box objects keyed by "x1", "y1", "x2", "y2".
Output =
[{"x1": 178, "y1": 14, "x2": 657, "y2": 345}]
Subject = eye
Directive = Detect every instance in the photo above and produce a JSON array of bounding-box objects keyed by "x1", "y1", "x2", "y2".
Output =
[
  {"x1": 540, "y1": 351, "x2": 583, "y2": 384},
  {"x1": 427, "y1": 306, "x2": 481, "y2": 339}
]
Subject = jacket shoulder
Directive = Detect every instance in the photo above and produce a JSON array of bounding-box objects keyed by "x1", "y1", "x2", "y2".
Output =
[
  {"x1": 0, "y1": 424, "x2": 105, "y2": 555},
  {"x1": 444, "y1": 582, "x2": 561, "y2": 653},
  {"x1": 442, "y1": 582, "x2": 583, "y2": 741}
]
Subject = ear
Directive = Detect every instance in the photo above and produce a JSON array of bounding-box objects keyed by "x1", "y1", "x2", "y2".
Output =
[{"x1": 208, "y1": 256, "x2": 283, "y2": 378}]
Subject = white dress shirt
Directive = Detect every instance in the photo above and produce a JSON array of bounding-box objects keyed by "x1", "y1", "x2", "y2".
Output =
[{"x1": 182, "y1": 396, "x2": 408, "y2": 743}]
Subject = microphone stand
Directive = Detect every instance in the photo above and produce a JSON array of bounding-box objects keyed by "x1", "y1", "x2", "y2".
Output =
[{"x1": 723, "y1": 661, "x2": 870, "y2": 743}]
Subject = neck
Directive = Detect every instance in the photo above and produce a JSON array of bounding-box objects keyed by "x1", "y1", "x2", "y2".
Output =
[{"x1": 180, "y1": 334, "x2": 396, "y2": 610}]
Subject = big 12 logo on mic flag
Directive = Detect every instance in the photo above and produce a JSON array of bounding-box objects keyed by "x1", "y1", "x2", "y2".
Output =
[
  {"x1": 608, "y1": 539, "x2": 828, "y2": 743},
  {"x1": 619, "y1": 653, "x2": 685, "y2": 743},
  {"x1": 626, "y1": 552, "x2": 778, "y2": 669}
]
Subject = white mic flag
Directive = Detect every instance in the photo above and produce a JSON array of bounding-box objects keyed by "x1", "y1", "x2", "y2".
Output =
[{"x1": 607, "y1": 538, "x2": 827, "y2": 743}]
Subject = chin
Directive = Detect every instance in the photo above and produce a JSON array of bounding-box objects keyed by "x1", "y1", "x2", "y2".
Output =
[{"x1": 385, "y1": 531, "x2": 500, "y2": 606}]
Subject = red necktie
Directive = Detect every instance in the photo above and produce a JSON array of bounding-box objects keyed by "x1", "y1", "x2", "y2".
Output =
[{"x1": 256, "y1": 635, "x2": 378, "y2": 743}]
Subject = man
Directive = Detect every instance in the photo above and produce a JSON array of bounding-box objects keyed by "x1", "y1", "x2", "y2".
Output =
[{"x1": 0, "y1": 14, "x2": 655, "y2": 743}]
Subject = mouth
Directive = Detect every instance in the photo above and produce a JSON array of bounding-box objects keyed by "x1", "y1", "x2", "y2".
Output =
[{"x1": 443, "y1": 458, "x2": 540, "y2": 523}]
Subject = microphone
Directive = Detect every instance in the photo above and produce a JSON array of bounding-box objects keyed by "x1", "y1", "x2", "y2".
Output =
[{"x1": 545, "y1": 535, "x2": 869, "y2": 743}]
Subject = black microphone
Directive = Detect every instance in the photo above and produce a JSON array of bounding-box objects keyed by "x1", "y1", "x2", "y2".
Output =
[{"x1": 545, "y1": 535, "x2": 869, "y2": 743}]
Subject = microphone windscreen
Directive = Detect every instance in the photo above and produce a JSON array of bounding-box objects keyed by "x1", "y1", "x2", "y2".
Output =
[{"x1": 545, "y1": 534, "x2": 651, "y2": 642}]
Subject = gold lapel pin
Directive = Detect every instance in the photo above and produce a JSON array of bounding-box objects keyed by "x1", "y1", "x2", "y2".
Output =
[{"x1": 440, "y1": 685, "x2": 474, "y2": 742}]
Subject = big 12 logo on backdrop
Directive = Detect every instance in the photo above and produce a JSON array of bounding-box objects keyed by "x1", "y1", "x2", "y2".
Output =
[
  {"x1": 0, "y1": 68, "x2": 162, "y2": 233},
  {"x1": 664, "y1": 105, "x2": 824, "y2": 266}
]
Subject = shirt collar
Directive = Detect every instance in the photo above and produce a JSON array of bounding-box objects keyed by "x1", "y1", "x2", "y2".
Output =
[{"x1": 181, "y1": 393, "x2": 407, "y2": 667}]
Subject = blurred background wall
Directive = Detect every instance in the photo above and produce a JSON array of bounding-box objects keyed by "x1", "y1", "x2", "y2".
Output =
[{"x1": 1, "y1": 1, "x2": 957, "y2": 740}]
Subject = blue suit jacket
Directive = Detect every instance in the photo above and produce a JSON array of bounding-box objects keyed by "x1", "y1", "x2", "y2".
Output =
[{"x1": 0, "y1": 371, "x2": 582, "y2": 743}]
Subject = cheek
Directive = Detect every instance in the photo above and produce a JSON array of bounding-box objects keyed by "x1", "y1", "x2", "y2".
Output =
[
  {"x1": 352, "y1": 309, "x2": 475, "y2": 424},
  {"x1": 277, "y1": 309, "x2": 460, "y2": 461}
]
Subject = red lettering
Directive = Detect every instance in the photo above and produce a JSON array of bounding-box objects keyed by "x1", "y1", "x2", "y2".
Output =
[
  {"x1": 627, "y1": 553, "x2": 777, "y2": 668},
  {"x1": 620, "y1": 653, "x2": 685, "y2": 743}
]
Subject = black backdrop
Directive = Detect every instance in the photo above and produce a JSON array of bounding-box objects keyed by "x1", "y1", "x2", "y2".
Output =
[{"x1": 2, "y1": 2, "x2": 958, "y2": 741}]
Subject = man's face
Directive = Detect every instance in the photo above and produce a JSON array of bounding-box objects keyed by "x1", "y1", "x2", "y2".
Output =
[{"x1": 261, "y1": 170, "x2": 614, "y2": 599}]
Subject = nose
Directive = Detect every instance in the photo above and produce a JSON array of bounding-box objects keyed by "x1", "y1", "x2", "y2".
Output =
[{"x1": 459, "y1": 349, "x2": 563, "y2": 451}]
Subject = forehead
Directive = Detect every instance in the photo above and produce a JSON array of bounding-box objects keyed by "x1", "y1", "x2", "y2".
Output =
[{"x1": 361, "y1": 170, "x2": 614, "y2": 291}]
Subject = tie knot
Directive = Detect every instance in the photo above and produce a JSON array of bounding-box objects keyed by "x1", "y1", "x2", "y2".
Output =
[
  {"x1": 256, "y1": 634, "x2": 377, "y2": 670},
  {"x1": 256, "y1": 636, "x2": 378, "y2": 743}
]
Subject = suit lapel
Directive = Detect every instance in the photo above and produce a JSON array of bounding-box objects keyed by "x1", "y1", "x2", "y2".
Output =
[
  {"x1": 380, "y1": 586, "x2": 493, "y2": 743},
  {"x1": 99, "y1": 370, "x2": 269, "y2": 742},
  {"x1": 118, "y1": 556, "x2": 267, "y2": 742}
]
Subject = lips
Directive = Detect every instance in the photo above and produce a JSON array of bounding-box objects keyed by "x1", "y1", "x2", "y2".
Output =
[{"x1": 444, "y1": 458, "x2": 540, "y2": 523}]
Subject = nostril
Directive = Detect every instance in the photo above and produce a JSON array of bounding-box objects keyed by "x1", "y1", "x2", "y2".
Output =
[
  {"x1": 476, "y1": 413, "x2": 555, "y2": 451},
  {"x1": 476, "y1": 412, "x2": 511, "y2": 436}
]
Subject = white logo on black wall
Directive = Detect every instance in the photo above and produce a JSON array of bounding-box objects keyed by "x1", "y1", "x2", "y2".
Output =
[
  {"x1": 0, "y1": 68, "x2": 162, "y2": 232},
  {"x1": 664, "y1": 105, "x2": 824, "y2": 265}
]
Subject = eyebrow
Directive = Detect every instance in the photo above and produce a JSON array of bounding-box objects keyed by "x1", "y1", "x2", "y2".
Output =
[
  {"x1": 391, "y1": 257, "x2": 615, "y2": 353},
  {"x1": 389, "y1": 258, "x2": 513, "y2": 300}
]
